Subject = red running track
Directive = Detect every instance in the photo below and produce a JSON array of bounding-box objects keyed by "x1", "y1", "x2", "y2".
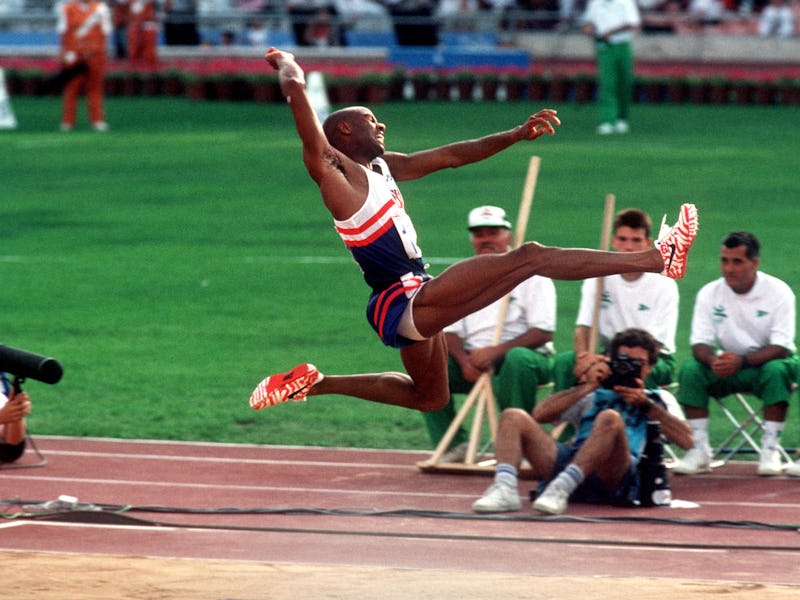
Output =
[{"x1": 1, "y1": 436, "x2": 800, "y2": 585}]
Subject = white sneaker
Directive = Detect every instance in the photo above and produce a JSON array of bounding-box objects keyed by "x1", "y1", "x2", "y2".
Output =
[
  {"x1": 532, "y1": 483, "x2": 569, "y2": 515},
  {"x1": 757, "y1": 449, "x2": 784, "y2": 476},
  {"x1": 614, "y1": 120, "x2": 629, "y2": 134},
  {"x1": 785, "y1": 459, "x2": 800, "y2": 477},
  {"x1": 92, "y1": 121, "x2": 109, "y2": 132},
  {"x1": 472, "y1": 483, "x2": 521, "y2": 513},
  {"x1": 596, "y1": 122, "x2": 614, "y2": 135},
  {"x1": 671, "y1": 446, "x2": 711, "y2": 475},
  {"x1": 440, "y1": 441, "x2": 469, "y2": 464}
]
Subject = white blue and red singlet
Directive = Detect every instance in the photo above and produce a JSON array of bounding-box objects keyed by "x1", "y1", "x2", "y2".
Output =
[{"x1": 333, "y1": 157, "x2": 431, "y2": 348}]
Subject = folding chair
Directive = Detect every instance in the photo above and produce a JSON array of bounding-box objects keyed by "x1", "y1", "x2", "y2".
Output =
[{"x1": 710, "y1": 390, "x2": 795, "y2": 468}]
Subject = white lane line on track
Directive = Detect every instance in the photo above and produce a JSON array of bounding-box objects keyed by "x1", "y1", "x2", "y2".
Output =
[
  {"x1": 3, "y1": 474, "x2": 475, "y2": 498},
  {"x1": 32, "y1": 435, "x2": 431, "y2": 456},
  {"x1": 0, "y1": 521, "x2": 174, "y2": 532},
  {"x1": 26, "y1": 449, "x2": 414, "y2": 469},
  {"x1": 582, "y1": 544, "x2": 724, "y2": 555}
]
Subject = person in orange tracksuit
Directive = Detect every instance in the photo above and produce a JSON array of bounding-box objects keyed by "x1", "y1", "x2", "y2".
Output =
[
  {"x1": 128, "y1": 0, "x2": 159, "y2": 67},
  {"x1": 56, "y1": 0, "x2": 113, "y2": 132}
]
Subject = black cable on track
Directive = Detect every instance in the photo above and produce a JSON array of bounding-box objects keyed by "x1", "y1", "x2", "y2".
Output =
[{"x1": 9, "y1": 508, "x2": 800, "y2": 553}]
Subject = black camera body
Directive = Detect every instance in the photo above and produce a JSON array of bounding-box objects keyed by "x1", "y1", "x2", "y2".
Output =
[{"x1": 602, "y1": 353, "x2": 642, "y2": 389}]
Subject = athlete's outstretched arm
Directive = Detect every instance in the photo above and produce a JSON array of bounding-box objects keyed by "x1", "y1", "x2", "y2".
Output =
[
  {"x1": 383, "y1": 109, "x2": 561, "y2": 182},
  {"x1": 265, "y1": 48, "x2": 367, "y2": 220},
  {"x1": 265, "y1": 47, "x2": 332, "y2": 185}
]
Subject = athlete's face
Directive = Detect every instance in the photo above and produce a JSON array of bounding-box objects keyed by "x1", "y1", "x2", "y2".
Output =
[
  {"x1": 469, "y1": 226, "x2": 512, "y2": 255},
  {"x1": 351, "y1": 108, "x2": 385, "y2": 155},
  {"x1": 720, "y1": 244, "x2": 759, "y2": 294}
]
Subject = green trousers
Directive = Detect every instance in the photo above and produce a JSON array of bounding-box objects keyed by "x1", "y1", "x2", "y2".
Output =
[
  {"x1": 423, "y1": 347, "x2": 553, "y2": 449},
  {"x1": 551, "y1": 350, "x2": 676, "y2": 392},
  {"x1": 595, "y1": 40, "x2": 634, "y2": 125},
  {"x1": 678, "y1": 356, "x2": 799, "y2": 408}
]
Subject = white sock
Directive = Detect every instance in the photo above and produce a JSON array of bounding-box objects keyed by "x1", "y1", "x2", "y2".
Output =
[
  {"x1": 548, "y1": 463, "x2": 585, "y2": 496},
  {"x1": 687, "y1": 418, "x2": 709, "y2": 450},
  {"x1": 494, "y1": 463, "x2": 518, "y2": 489},
  {"x1": 762, "y1": 421, "x2": 783, "y2": 452}
]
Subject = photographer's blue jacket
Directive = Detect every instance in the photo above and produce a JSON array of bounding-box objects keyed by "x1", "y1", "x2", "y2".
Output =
[{"x1": 573, "y1": 388, "x2": 665, "y2": 465}]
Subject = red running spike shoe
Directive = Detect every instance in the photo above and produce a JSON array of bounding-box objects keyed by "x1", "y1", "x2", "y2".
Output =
[
  {"x1": 656, "y1": 203, "x2": 698, "y2": 279},
  {"x1": 250, "y1": 363, "x2": 322, "y2": 410}
]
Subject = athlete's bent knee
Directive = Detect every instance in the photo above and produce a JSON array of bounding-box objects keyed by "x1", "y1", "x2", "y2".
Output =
[{"x1": 417, "y1": 392, "x2": 450, "y2": 412}]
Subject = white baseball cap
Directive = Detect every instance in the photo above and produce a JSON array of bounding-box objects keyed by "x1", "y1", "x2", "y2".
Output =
[{"x1": 468, "y1": 205, "x2": 511, "y2": 230}]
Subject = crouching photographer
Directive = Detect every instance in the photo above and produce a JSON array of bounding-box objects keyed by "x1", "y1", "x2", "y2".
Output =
[
  {"x1": 0, "y1": 374, "x2": 31, "y2": 463},
  {"x1": 0, "y1": 344, "x2": 63, "y2": 465},
  {"x1": 471, "y1": 328, "x2": 693, "y2": 515}
]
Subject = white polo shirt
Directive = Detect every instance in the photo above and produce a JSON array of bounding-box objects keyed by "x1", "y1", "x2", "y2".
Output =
[
  {"x1": 690, "y1": 271, "x2": 796, "y2": 355},
  {"x1": 445, "y1": 275, "x2": 556, "y2": 355},
  {"x1": 576, "y1": 272, "x2": 679, "y2": 354},
  {"x1": 582, "y1": 0, "x2": 641, "y2": 43}
]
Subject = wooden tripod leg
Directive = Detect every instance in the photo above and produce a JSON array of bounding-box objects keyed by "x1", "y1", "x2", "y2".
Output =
[
  {"x1": 465, "y1": 376, "x2": 493, "y2": 464},
  {"x1": 418, "y1": 373, "x2": 489, "y2": 467},
  {"x1": 589, "y1": 193, "x2": 616, "y2": 352}
]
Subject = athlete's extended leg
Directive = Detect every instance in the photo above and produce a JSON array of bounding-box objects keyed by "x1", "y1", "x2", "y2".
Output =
[
  {"x1": 414, "y1": 202, "x2": 697, "y2": 337},
  {"x1": 413, "y1": 243, "x2": 659, "y2": 337},
  {"x1": 294, "y1": 332, "x2": 450, "y2": 411}
]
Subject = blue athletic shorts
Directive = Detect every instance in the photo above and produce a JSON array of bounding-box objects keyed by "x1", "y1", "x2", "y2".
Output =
[
  {"x1": 535, "y1": 442, "x2": 640, "y2": 507},
  {"x1": 366, "y1": 274, "x2": 430, "y2": 349}
]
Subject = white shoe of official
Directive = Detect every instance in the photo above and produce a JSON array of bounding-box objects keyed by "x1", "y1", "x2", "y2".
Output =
[
  {"x1": 785, "y1": 459, "x2": 800, "y2": 477},
  {"x1": 671, "y1": 446, "x2": 712, "y2": 475},
  {"x1": 472, "y1": 483, "x2": 521, "y2": 513},
  {"x1": 440, "y1": 442, "x2": 469, "y2": 464},
  {"x1": 757, "y1": 449, "x2": 784, "y2": 476},
  {"x1": 532, "y1": 483, "x2": 570, "y2": 515}
]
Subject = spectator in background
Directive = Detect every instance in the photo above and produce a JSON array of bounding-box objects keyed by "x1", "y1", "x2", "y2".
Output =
[
  {"x1": 638, "y1": 0, "x2": 685, "y2": 34},
  {"x1": 758, "y1": 0, "x2": 795, "y2": 36},
  {"x1": 220, "y1": 29, "x2": 238, "y2": 45},
  {"x1": 672, "y1": 231, "x2": 799, "y2": 477},
  {"x1": 335, "y1": 0, "x2": 394, "y2": 37},
  {"x1": 437, "y1": 0, "x2": 480, "y2": 31},
  {"x1": 423, "y1": 205, "x2": 557, "y2": 463},
  {"x1": 128, "y1": 0, "x2": 160, "y2": 66},
  {"x1": 244, "y1": 18, "x2": 269, "y2": 45},
  {"x1": 163, "y1": 0, "x2": 200, "y2": 45},
  {"x1": 687, "y1": 0, "x2": 725, "y2": 28},
  {"x1": 557, "y1": 0, "x2": 585, "y2": 31},
  {"x1": 304, "y1": 5, "x2": 341, "y2": 45},
  {"x1": 111, "y1": 0, "x2": 130, "y2": 58},
  {"x1": 581, "y1": 0, "x2": 640, "y2": 135},
  {"x1": 56, "y1": 0, "x2": 112, "y2": 132},
  {"x1": 0, "y1": 375, "x2": 31, "y2": 464},
  {"x1": 288, "y1": 0, "x2": 346, "y2": 46},
  {"x1": 370, "y1": 0, "x2": 440, "y2": 45}
]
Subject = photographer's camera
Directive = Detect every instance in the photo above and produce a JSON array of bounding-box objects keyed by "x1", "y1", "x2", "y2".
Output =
[{"x1": 602, "y1": 353, "x2": 642, "y2": 388}]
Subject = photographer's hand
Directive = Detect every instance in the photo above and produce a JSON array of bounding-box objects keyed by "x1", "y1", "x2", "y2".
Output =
[
  {"x1": 577, "y1": 354, "x2": 611, "y2": 385},
  {"x1": 0, "y1": 391, "x2": 31, "y2": 424},
  {"x1": 614, "y1": 379, "x2": 652, "y2": 410}
]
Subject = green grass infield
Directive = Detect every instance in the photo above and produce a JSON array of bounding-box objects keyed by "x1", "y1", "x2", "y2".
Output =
[{"x1": 3, "y1": 96, "x2": 799, "y2": 453}]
